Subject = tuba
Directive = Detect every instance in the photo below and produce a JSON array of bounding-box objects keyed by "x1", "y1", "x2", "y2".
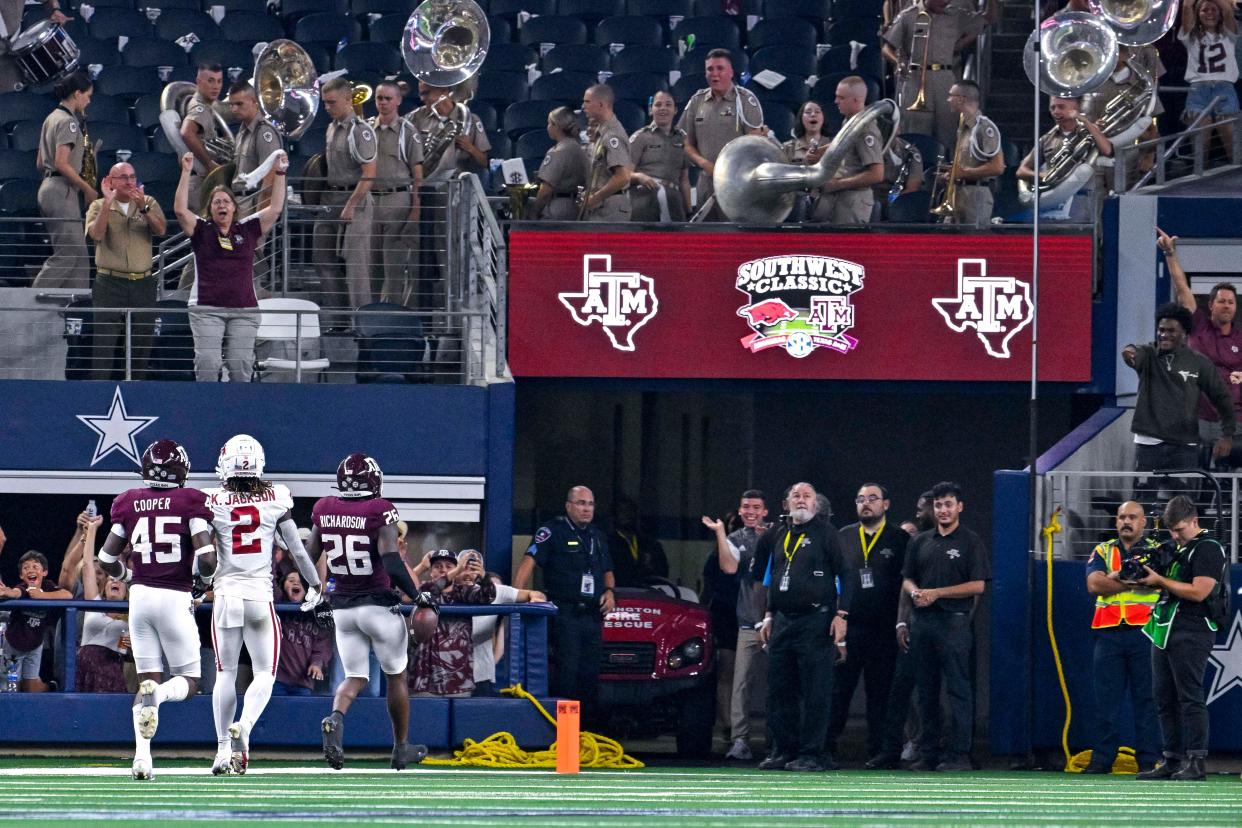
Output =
[
  {"x1": 710, "y1": 99, "x2": 900, "y2": 224},
  {"x1": 158, "y1": 81, "x2": 236, "y2": 170},
  {"x1": 254, "y1": 39, "x2": 321, "y2": 141}
]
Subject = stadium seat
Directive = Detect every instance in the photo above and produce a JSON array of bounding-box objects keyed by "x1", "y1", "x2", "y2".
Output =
[
  {"x1": 886, "y1": 189, "x2": 931, "y2": 223},
  {"x1": 121, "y1": 37, "x2": 190, "y2": 69},
  {"x1": 350, "y1": 0, "x2": 414, "y2": 18},
  {"x1": 898, "y1": 132, "x2": 945, "y2": 174},
  {"x1": 210, "y1": 0, "x2": 270, "y2": 11},
  {"x1": 543, "y1": 44, "x2": 609, "y2": 74},
  {"x1": 747, "y1": 17, "x2": 817, "y2": 53},
  {"x1": 812, "y1": 71, "x2": 879, "y2": 108},
  {"x1": 0, "y1": 150, "x2": 38, "y2": 182},
  {"x1": 93, "y1": 66, "x2": 162, "y2": 100},
  {"x1": 254, "y1": 298, "x2": 331, "y2": 382},
  {"x1": 530, "y1": 71, "x2": 594, "y2": 102},
  {"x1": 126, "y1": 150, "x2": 181, "y2": 184},
  {"x1": 0, "y1": 93, "x2": 56, "y2": 129},
  {"x1": 475, "y1": 71, "x2": 529, "y2": 105},
  {"x1": 141, "y1": 0, "x2": 205, "y2": 10},
  {"x1": 89, "y1": 122, "x2": 150, "y2": 155},
  {"x1": 831, "y1": 0, "x2": 885, "y2": 19},
  {"x1": 818, "y1": 42, "x2": 884, "y2": 81},
  {"x1": 691, "y1": 0, "x2": 760, "y2": 14},
  {"x1": 484, "y1": 43, "x2": 539, "y2": 73},
  {"x1": 132, "y1": 93, "x2": 164, "y2": 131},
  {"x1": 827, "y1": 17, "x2": 881, "y2": 46},
  {"x1": 614, "y1": 98, "x2": 645, "y2": 133},
  {"x1": 489, "y1": 0, "x2": 556, "y2": 21},
  {"x1": 519, "y1": 15, "x2": 588, "y2": 47},
  {"x1": 75, "y1": 0, "x2": 137, "y2": 8},
  {"x1": 763, "y1": 0, "x2": 830, "y2": 20},
  {"x1": 502, "y1": 100, "x2": 558, "y2": 139},
  {"x1": 87, "y1": 8, "x2": 154, "y2": 40},
  {"x1": 485, "y1": 16, "x2": 513, "y2": 44},
  {"x1": 595, "y1": 16, "x2": 664, "y2": 48},
  {"x1": 470, "y1": 100, "x2": 498, "y2": 133},
  {"x1": 190, "y1": 40, "x2": 258, "y2": 73},
  {"x1": 626, "y1": 0, "x2": 690, "y2": 17},
  {"x1": 747, "y1": 76, "x2": 808, "y2": 108},
  {"x1": 354, "y1": 302, "x2": 431, "y2": 384},
  {"x1": 154, "y1": 9, "x2": 221, "y2": 42},
  {"x1": 680, "y1": 45, "x2": 747, "y2": 75},
  {"x1": 607, "y1": 71, "x2": 668, "y2": 106},
  {"x1": 218, "y1": 11, "x2": 286, "y2": 43},
  {"x1": 335, "y1": 41, "x2": 403, "y2": 74},
  {"x1": 146, "y1": 299, "x2": 195, "y2": 382},
  {"x1": 367, "y1": 13, "x2": 410, "y2": 44},
  {"x1": 670, "y1": 16, "x2": 740, "y2": 50},
  {"x1": 750, "y1": 46, "x2": 816, "y2": 80},
  {"x1": 515, "y1": 129, "x2": 554, "y2": 161},
  {"x1": 0, "y1": 178, "x2": 41, "y2": 215},
  {"x1": 151, "y1": 129, "x2": 178, "y2": 153},
  {"x1": 299, "y1": 43, "x2": 334, "y2": 74},
  {"x1": 84, "y1": 93, "x2": 132, "y2": 126},
  {"x1": 77, "y1": 35, "x2": 123, "y2": 69},
  {"x1": 670, "y1": 73, "x2": 705, "y2": 106},
  {"x1": 557, "y1": 0, "x2": 626, "y2": 24},
  {"x1": 764, "y1": 103, "x2": 795, "y2": 142},
  {"x1": 280, "y1": 0, "x2": 346, "y2": 23},
  {"x1": 487, "y1": 130, "x2": 512, "y2": 160},
  {"x1": 294, "y1": 13, "x2": 363, "y2": 46},
  {"x1": 609, "y1": 44, "x2": 676, "y2": 74},
  {"x1": 293, "y1": 128, "x2": 326, "y2": 157}
]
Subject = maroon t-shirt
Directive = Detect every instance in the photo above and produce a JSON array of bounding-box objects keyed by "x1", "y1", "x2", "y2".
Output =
[
  {"x1": 111, "y1": 486, "x2": 213, "y2": 592},
  {"x1": 1192, "y1": 307, "x2": 1242, "y2": 422},
  {"x1": 190, "y1": 214, "x2": 262, "y2": 308},
  {"x1": 4, "y1": 576, "x2": 60, "y2": 652},
  {"x1": 312, "y1": 496, "x2": 400, "y2": 596}
]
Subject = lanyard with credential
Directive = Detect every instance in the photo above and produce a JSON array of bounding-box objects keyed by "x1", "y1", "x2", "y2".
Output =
[
  {"x1": 859, "y1": 520, "x2": 886, "y2": 566},
  {"x1": 783, "y1": 528, "x2": 806, "y2": 563}
]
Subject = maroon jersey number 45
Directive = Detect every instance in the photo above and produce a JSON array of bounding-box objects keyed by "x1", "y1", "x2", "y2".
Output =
[{"x1": 110, "y1": 487, "x2": 213, "y2": 592}]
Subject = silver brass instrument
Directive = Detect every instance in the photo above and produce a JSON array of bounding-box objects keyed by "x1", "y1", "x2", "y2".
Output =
[
  {"x1": 1023, "y1": 12, "x2": 1120, "y2": 97},
  {"x1": 420, "y1": 96, "x2": 469, "y2": 173},
  {"x1": 711, "y1": 99, "x2": 900, "y2": 224},
  {"x1": 158, "y1": 81, "x2": 236, "y2": 170},
  {"x1": 254, "y1": 39, "x2": 321, "y2": 141},
  {"x1": 1088, "y1": 0, "x2": 1179, "y2": 46},
  {"x1": 887, "y1": 141, "x2": 923, "y2": 203},
  {"x1": 904, "y1": 1, "x2": 932, "y2": 112}
]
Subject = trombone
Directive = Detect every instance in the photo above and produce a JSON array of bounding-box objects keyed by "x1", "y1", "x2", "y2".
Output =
[
  {"x1": 930, "y1": 113, "x2": 965, "y2": 220},
  {"x1": 903, "y1": 1, "x2": 932, "y2": 112}
]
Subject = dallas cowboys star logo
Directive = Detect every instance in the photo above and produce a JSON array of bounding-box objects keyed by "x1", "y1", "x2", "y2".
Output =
[
  {"x1": 1206, "y1": 611, "x2": 1242, "y2": 705},
  {"x1": 76, "y1": 387, "x2": 159, "y2": 466}
]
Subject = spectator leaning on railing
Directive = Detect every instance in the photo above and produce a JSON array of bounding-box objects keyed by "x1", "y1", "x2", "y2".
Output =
[
  {"x1": 273, "y1": 569, "x2": 331, "y2": 697},
  {"x1": 76, "y1": 515, "x2": 131, "y2": 693},
  {"x1": 87, "y1": 161, "x2": 167, "y2": 381},
  {"x1": 408, "y1": 549, "x2": 495, "y2": 698},
  {"x1": 0, "y1": 549, "x2": 72, "y2": 692}
]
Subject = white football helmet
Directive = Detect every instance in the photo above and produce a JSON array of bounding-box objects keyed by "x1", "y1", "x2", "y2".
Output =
[{"x1": 216, "y1": 434, "x2": 265, "y2": 481}]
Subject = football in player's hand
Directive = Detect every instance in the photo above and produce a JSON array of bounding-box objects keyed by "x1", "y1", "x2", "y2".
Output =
[{"x1": 409, "y1": 605, "x2": 439, "y2": 644}]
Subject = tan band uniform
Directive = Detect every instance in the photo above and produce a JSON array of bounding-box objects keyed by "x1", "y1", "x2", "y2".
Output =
[
  {"x1": 584, "y1": 116, "x2": 632, "y2": 223},
  {"x1": 0, "y1": 0, "x2": 24, "y2": 93},
  {"x1": 945, "y1": 112, "x2": 1000, "y2": 227},
  {"x1": 536, "y1": 136, "x2": 589, "y2": 220},
  {"x1": 369, "y1": 114, "x2": 423, "y2": 306},
  {"x1": 629, "y1": 123, "x2": 689, "y2": 222},
  {"x1": 813, "y1": 121, "x2": 883, "y2": 224},
  {"x1": 232, "y1": 116, "x2": 283, "y2": 197},
  {"x1": 32, "y1": 106, "x2": 89, "y2": 289},
  {"x1": 184, "y1": 91, "x2": 223, "y2": 210},
  {"x1": 313, "y1": 113, "x2": 377, "y2": 310},
  {"x1": 677, "y1": 84, "x2": 763, "y2": 216}
]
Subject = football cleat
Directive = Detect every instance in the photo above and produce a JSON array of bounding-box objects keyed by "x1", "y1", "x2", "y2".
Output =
[
  {"x1": 228, "y1": 722, "x2": 249, "y2": 775},
  {"x1": 322, "y1": 714, "x2": 345, "y2": 770},
  {"x1": 391, "y1": 742, "x2": 427, "y2": 771},
  {"x1": 216, "y1": 434, "x2": 265, "y2": 481},
  {"x1": 211, "y1": 750, "x2": 234, "y2": 776},
  {"x1": 136, "y1": 679, "x2": 159, "y2": 739},
  {"x1": 131, "y1": 758, "x2": 154, "y2": 781},
  {"x1": 141, "y1": 440, "x2": 190, "y2": 489},
  {"x1": 335, "y1": 452, "x2": 383, "y2": 498}
]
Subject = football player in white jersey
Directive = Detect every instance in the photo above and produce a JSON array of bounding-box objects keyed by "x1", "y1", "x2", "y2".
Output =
[{"x1": 203, "y1": 434, "x2": 324, "y2": 775}]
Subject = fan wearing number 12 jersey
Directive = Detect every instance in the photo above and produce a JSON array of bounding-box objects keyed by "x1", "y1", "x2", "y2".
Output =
[{"x1": 204, "y1": 433, "x2": 323, "y2": 777}]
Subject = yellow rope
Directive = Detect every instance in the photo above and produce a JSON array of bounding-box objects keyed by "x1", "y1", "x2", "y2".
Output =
[
  {"x1": 1044, "y1": 509, "x2": 1139, "y2": 775},
  {"x1": 420, "y1": 684, "x2": 645, "y2": 769}
]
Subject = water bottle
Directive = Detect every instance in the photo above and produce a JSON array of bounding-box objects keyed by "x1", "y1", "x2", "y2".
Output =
[
  {"x1": 5, "y1": 660, "x2": 17, "y2": 694},
  {"x1": 86, "y1": 499, "x2": 98, "y2": 519}
]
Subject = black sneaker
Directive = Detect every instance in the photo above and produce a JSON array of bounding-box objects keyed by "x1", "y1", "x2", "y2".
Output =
[
  {"x1": 758, "y1": 753, "x2": 793, "y2": 771},
  {"x1": 1136, "y1": 759, "x2": 1181, "y2": 780},
  {"x1": 865, "y1": 753, "x2": 901, "y2": 770},
  {"x1": 1170, "y1": 757, "x2": 1205, "y2": 781},
  {"x1": 391, "y1": 742, "x2": 428, "y2": 770},
  {"x1": 784, "y1": 756, "x2": 826, "y2": 772},
  {"x1": 321, "y1": 714, "x2": 345, "y2": 770},
  {"x1": 935, "y1": 755, "x2": 973, "y2": 772}
]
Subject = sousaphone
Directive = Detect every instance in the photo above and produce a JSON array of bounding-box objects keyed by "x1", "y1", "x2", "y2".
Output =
[{"x1": 159, "y1": 81, "x2": 237, "y2": 210}]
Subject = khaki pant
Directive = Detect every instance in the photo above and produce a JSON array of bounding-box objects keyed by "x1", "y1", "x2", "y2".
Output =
[
  {"x1": 371, "y1": 189, "x2": 418, "y2": 306},
  {"x1": 899, "y1": 69, "x2": 958, "y2": 155},
  {"x1": 313, "y1": 190, "x2": 374, "y2": 310},
  {"x1": 188, "y1": 305, "x2": 259, "y2": 382},
  {"x1": 586, "y1": 192, "x2": 631, "y2": 222},
  {"x1": 542, "y1": 195, "x2": 578, "y2": 221},
  {"x1": 730, "y1": 626, "x2": 767, "y2": 743},
  {"x1": 630, "y1": 182, "x2": 686, "y2": 222},
  {"x1": 947, "y1": 184, "x2": 993, "y2": 228},
  {"x1": 32, "y1": 177, "x2": 88, "y2": 289},
  {"x1": 813, "y1": 187, "x2": 874, "y2": 224}
]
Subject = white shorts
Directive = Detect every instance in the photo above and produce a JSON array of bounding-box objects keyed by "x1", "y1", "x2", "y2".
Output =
[
  {"x1": 211, "y1": 596, "x2": 280, "y2": 675},
  {"x1": 334, "y1": 604, "x2": 408, "y2": 678},
  {"x1": 129, "y1": 583, "x2": 201, "y2": 677}
]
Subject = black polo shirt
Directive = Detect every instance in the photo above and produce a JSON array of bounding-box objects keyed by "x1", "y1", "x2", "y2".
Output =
[
  {"x1": 1167, "y1": 531, "x2": 1227, "y2": 630},
  {"x1": 765, "y1": 517, "x2": 851, "y2": 616},
  {"x1": 901, "y1": 524, "x2": 990, "y2": 614},
  {"x1": 838, "y1": 520, "x2": 908, "y2": 627},
  {"x1": 526, "y1": 515, "x2": 614, "y2": 608}
]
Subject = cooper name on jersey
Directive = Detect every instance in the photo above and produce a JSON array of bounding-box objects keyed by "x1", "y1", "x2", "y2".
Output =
[{"x1": 132, "y1": 497, "x2": 174, "y2": 512}]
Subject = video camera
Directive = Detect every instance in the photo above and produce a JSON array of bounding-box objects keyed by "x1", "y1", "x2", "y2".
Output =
[{"x1": 1119, "y1": 539, "x2": 1178, "y2": 582}]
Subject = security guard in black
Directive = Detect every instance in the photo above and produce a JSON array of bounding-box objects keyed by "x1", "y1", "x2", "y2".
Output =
[
  {"x1": 526, "y1": 515, "x2": 614, "y2": 608},
  {"x1": 766, "y1": 515, "x2": 851, "y2": 615}
]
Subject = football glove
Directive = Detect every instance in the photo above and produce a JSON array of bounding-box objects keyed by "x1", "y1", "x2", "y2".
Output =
[
  {"x1": 300, "y1": 585, "x2": 325, "y2": 612},
  {"x1": 191, "y1": 575, "x2": 212, "y2": 601}
]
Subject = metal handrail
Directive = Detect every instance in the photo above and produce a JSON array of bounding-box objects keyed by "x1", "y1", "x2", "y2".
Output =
[{"x1": 1114, "y1": 97, "x2": 1238, "y2": 192}]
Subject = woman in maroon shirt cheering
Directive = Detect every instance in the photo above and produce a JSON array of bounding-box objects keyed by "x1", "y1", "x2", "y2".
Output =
[{"x1": 174, "y1": 150, "x2": 288, "y2": 382}]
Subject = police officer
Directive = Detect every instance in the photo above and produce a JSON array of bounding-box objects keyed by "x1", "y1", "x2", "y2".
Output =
[
  {"x1": 629, "y1": 91, "x2": 691, "y2": 222},
  {"x1": 677, "y1": 48, "x2": 765, "y2": 220},
  {"x1": 826, "y1": 483, "x2": 908, "y2": 764},
  {"x1": 580, "y1": 84, "x2": 632, "y2": 222},
  {"x1": 227, "y1": 81, "x2": 282, "y2": 200},
  {"x1": 816, "y1": 76, "x2": 884, "y2": 225},
  {"x1": 313, "y1": 77, "x2": 377, "y2": 311},
  {"x1": 1081, "y1": 500, "x2": 1161, "y2": 774},
  {"x1": 530, "y1": 106, "x2": 588, "y2": 220},
  {"x1": 901, "y1": 480, "x2": 989, "y2": 772},
  {"x1": 755, "y1": 482, "x2": 850, "y2": 772},
  {"x1": 32, "y1": 71, "x2": 95, "y2": 289},
  {"x1": 514, "y1": 485, "x2": 615, "y2": 724},
  {"x1": 882, "y1": 0, "x2": 993, "y2": 151},
  {"x1": 939, "y1": 81, "x2": 1002, "y2": 227},
  {"x1": 1135, "y1": 496, "x2": 1229, "y2": 782},
  {"x1": 369, "y1": 80, "x2": 423, "y2": 306}
]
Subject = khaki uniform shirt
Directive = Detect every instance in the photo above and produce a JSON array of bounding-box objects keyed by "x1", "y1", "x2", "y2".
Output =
[
  {"x1": 884, "y1": 4, "x2": 986, "y2": 67},
  {"x1": 676, "y1": 84, "x2": 763, "y2": 163},
  {"x1": 40, "y1": 106, "x2": 84, "y2": 174},
  {"x1": 186, "y1": 91, "x2": 222, "y2": 162},
  {"x1": 781, "y1": 135, "x2": 828, "y2": 165},
  {"x1": 629, "y1": 123, "x2": 688, "y2": 184},
  {"x1": 325, "y1": 113, "x2": 378, "y2": 187},
  {"x1": 588, "y1": 115, "x2": 632, "y2": 187},
  {"x1": 955, "y1": 112, "x2": 1001, "y2": 177},
  {"x1": 406, "y1": 105, "x2": 490, "y2": 181},
  {"x1": 232, "y1": 116, "x2": 282, "y2": 187},
  {"x1": 84, "y1": 196, "x2": 164, "y2": 274},
  {"x1": 834, "y1": 120, "x2": 884, "y2": 182},
  {"x1": 537, "y1": 136, "x2": 589, "y2": 195},
  {"x1": 883, "y1": 136, "x2": 925, "y2": 190},
  {"x1": 370, "y1": 115, "x2": 423, "y2": 188},
  {"x1": 1022, "y1": 125, "x2": 1079, "y2": 173}
]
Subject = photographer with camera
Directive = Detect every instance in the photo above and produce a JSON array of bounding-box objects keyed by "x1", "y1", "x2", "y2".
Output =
[
  {"x1": 1082, "y1": 501, "x2": 1161, "y2": 774},
  {"x1": 1134, "y1": 495, "x2": 1228, "y2": 781}
]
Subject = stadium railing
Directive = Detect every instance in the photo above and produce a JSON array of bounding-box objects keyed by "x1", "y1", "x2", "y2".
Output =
[{"x1": 1113, "y1": 109, "x2": 1242, "y2": 193}]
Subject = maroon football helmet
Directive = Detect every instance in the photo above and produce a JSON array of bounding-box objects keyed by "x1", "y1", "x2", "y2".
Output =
[
  {"x1": 142, "y1": 439, "x2": 190, "y2": 489},
  {"x1": 336, "y1": 452, "x2": 383, "y2": 498}
]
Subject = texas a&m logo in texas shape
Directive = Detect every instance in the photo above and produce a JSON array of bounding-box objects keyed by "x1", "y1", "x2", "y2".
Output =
[
  {"x1": 931, "y1": 258, "x2": 1032, "y2": 359},
  {"x1": 735, "y1": 255, "x2": 865, "y2": 358},
  {"x1": 558, "y1": 254, "x2": 658, "y2": 352}
]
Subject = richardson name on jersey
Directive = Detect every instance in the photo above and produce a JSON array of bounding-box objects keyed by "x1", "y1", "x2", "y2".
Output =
[
  {"x1": 132, "y1": 497, "x2": 173, "y2": 512},
  {"x1": 735, "y1": 256, "x2": 864, "y2": 296},
  {"x1": 210, "y1": 489, "x2": 279, "y2": 505},
  {"x1": 320, "y1": 514, "x2": 367, "y2": 529}
]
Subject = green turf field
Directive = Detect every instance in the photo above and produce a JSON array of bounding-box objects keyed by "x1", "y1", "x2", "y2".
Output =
[{"x1": 0, "y1": 758, "x2": 1240, "y2": 826}]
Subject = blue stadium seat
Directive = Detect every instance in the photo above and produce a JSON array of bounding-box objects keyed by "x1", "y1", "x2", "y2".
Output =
[
  {"x1": 350, "y1": 0, "x2": 414, "y2": 18},
  {"x1": 219, "y1": 11, "x2": 286, "y2": 43},
  {"x1": 121, "y1": 37, "x2": 190, "y2": 69},
  {"x1": 487, "y1": 130, "x2": 512, "y2": 160},
  {"x1": 594, "y1": 15, "x2": 664, "y2": 47},
  {"x1": 367, "y1": 13, "x2": 410, "y2": 43},
  {"x1": 84, "y1": 93, "x2": 132, "y2": 126},
  {"x1": 606, "y1": 71, "x2": 668, "y2": 105},
  {"x1": 484, "y1": 43, "x2": 539, "y2": 72},
  {"x1": 691, "y1": 0, "x2": 760, "y2": 14},
  {"x1": 557, "y1": 0, "x2": 625, "y2": 23},
  {"x1": 818, "y1": 42, "x2": 884, "y2": 81},
  {"x1": 475, "y1": 71, "x2": 529, "y2": 105},
  {"x1": 146, "y1": 299, "x2": 195, "y2": 382},
  {"x1": 831, "y1": 0, "x2": 884, "y2": 19},
  {"x1": 886, "y1": 189, "x2": 931, "y2": 223},
  {"x1": 827, "y1": 17, "x2": 881, "y2": 46},
  {"x1": 151, "y1": 128, "x2": 177, "y2": 153},
  {"x1": 489, "y1": 0, "x2": 556, "y2": 21},
  {"x1": 610, "y1": 45, "x2": 676, "y2": 74},
  {"x1": 0, "y1": 93, "x2": 56, "y2": 129},
  {"x1": 750, "y1": 46, "x2": 816, "y2": 79},
  {"x1": 543, "y1": 44, "x2": 609, "y2": 74},
  {"x1": 485, "y1": 16, "x2": 513, "y2": 43},
  {"x1": 613, "y1": 98, "x2": 645, "y2": 133},
  {"x1": 75, "y1": 0, "x2": 137, "y2": 8},
  {"x1": 529, "y1": 71, "x2": 593, "y2": 102},
  {"x1": 0, "y1": 178, "x2": 41, "y2": 216},
  {"x1": 519, "y1": 15, "x2": 588, "y2": 46},
  {"x1": 515, "y1": 129, "x2": 554, "y2": 160},
  {"x1": 502, "y1": 99, "x2": 558, "y2": 139},
  {"x1": 811, "y1": 71, "x2": 879, "y2": 109},
  {"x1": 132, "y1": 93, "x2": 164, "y2": 131},
  {"x1": 294, "y1": 128, "x2": 326, "y2": 157},
  {"x1": 126, "y1": 150, "x2": 181, "y2": 184},
  {"x1": 190, "y1": 40, "x2": 258, "y2": 72},
  {"x1": 898, "y1": 132, "x2": 945, "y2": 173},
  {"x1": 680, "y1": 45, "x2": 746, "y2": 75},
  {"x1": 9, "y1": 121, "x2": 44, "y2": 152},
  {"x1": 298, "y1": 43, "x2": 334, "y2": 74},
  {"x1": 294, "y1": 13, "x2": 362, "y2": 46},
  {"x1": 746, "y1": 76, "x2": 808, "y2": 108},
  {"x1": 211, "y1": 0, "x2": 270, "y2": 11},
  {"x1": 470, "y1": 100, "x2": 498, "y2": 133},
  {"x1": 93, "y1": 66, "x2": 162, "y2": 100},
  {"x1": 626, "y1": 0, "x2": 690, "y2": 17},
  {"x1": 87, "y1": 8, "x2": 154, "y2": 40},
  {"x1": 764, "y1": 103, "x2": 795, "y2": 142},
  {"x1": 669, "y1": 72, "x2": 705, "y2": 106},
  {"x1": 280, "y1": 0, "x2": 346, "y2": 23},
  {"x1": 89, "y1": 122, "x2": 150, "y2": 154},
  {"x1": 0, "y1": 149, "x2": 39, "y2": 181},
  {"x1": 77, "y1": 35, "x2": 123, "y2": 69},
  {"x1": 154, "y1": 10, "x2": 221, "y2": 42},
  {"x1": 354, "y1": 302, "x2": 431, "y2": 384},
  {"x1": 335, "y1": 41, "x2": 402, "y2": 74},
  {"x1": 764, "y1": 0, "x2": 830, "y2": 19},
  {"x1": 747, "y1": 17, "x2": 818, "y2": 52},
  {"x1": 670, "y1": 15, "x2": 740, "y2": 49}
]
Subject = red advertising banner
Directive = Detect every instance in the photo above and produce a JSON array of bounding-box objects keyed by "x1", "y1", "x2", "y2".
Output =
[{"x1": 508, "y1": 230, "x2": 1093, "y2": 381}]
